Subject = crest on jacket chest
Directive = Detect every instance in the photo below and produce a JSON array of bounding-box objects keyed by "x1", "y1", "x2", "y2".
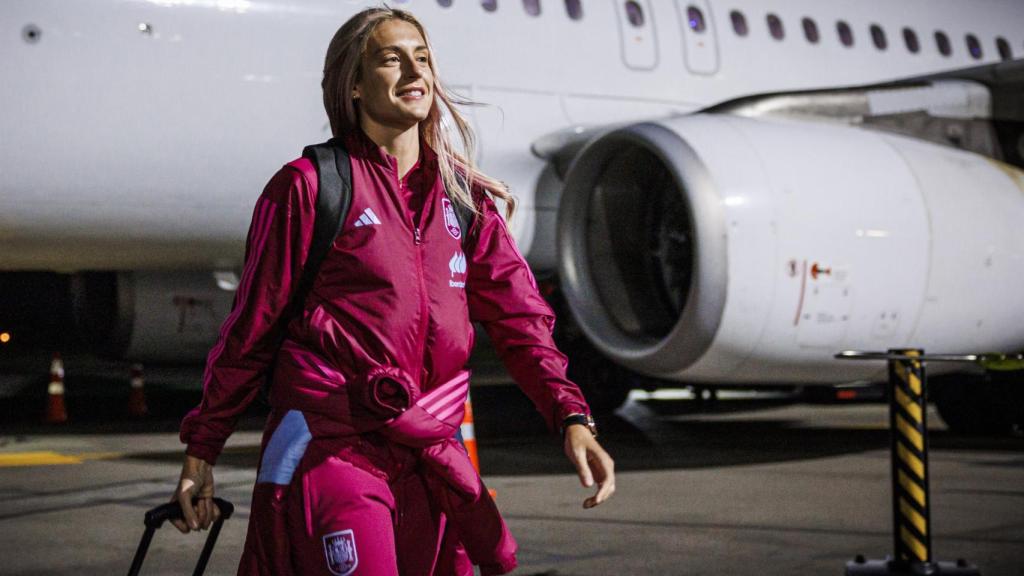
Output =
[{"x1": 441, "y1": 197, "x2": 462, "y2": 240}]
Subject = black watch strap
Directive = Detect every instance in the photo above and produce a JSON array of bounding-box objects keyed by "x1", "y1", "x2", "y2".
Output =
[{"x1": 561, "y1": 413, "x2": 598, "y2": 438}]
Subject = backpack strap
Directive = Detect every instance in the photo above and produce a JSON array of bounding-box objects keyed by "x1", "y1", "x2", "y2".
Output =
[
  {"x1": 449, "y1": 170, "x2": 477, "y2": 248},
  {"x1": 289, "y1": 138, "x2": 352, "y2": 317},
  {"x1": 262, "y1": 139, "x2": 350, "y2": 403}
]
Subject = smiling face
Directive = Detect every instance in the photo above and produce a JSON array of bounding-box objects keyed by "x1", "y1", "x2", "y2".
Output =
[{"x1": 352, "y1": 19, "x2": 434, "y2": 133}]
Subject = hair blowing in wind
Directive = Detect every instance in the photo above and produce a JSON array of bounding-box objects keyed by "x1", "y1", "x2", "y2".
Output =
[{"x1": 321, "y1": 6, "x2": 516, "y2": 220}]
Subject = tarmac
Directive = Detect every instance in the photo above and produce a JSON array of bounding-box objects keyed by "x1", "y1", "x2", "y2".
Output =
[{"x1": 1, "y1": 377, "x2": 1022, "y2": 575}]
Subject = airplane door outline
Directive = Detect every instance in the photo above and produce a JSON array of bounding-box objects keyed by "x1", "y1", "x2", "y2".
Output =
[
  {"x1": 676, "y1": 0, "x2": 719, "y2": 75},
  {"x1": 614, "y1": 0, "x2": 659, "y2": 70}
]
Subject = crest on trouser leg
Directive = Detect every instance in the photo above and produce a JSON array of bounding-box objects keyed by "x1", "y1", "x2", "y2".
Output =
[{"x1": 323, "y1": 529, "x2": 358, "y2": 576}]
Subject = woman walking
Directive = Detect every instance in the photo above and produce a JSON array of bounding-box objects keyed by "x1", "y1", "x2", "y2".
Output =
[{"x1": 172, "y1": 7, "x2": 614, "y2": 575}]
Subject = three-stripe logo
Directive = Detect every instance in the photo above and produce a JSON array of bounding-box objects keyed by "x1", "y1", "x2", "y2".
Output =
[{"x1": 353, "y1": 208, "x2": 381, "y2": 227}]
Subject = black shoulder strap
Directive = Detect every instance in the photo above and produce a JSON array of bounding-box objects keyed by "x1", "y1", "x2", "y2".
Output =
[
  {"x1": 262, "y1": 139, "x2": 351, "y2": 403},
  {"x1": 449, "y1": 171, "x2": 477, "y2": 247},
  {"x1": 289, "y1": 138, "x2": 352, "y2": 316}
]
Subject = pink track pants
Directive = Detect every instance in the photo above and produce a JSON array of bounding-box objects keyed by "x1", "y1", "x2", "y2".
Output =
[{"x1": 237, "y1": 411, "x2": 473, "y2": 576}]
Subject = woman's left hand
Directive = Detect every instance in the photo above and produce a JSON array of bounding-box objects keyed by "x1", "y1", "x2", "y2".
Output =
[{"x1": 563, "y1": 425, "x2": 615, "y2": 509}]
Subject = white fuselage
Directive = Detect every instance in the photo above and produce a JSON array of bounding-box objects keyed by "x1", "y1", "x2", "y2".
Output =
[
  {"x1": 3, "y1": 0, "x2": 1024, "y2": 377},
  {"x1": 2, "y1": 0, "x2": 1021, "y2": 271}
]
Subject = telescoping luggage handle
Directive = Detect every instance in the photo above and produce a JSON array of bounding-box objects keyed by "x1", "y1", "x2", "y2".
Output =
[{"x1": 126, "y1": 498, "x2": 234, "y2": 576}]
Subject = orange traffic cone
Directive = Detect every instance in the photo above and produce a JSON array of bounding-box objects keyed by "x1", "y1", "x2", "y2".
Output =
[
  {"x1": 460, "y1": 391, "x2": 497, "y2": 498},
  {"x1": 128, "y1": 363, "x2": 148, "y2": 417},
  {"x1": 461, "y1": 394, "x2": 481, "y2": 472},
  {"x1": 45, "y1": 353, "x2": 68, "y2": 424}
]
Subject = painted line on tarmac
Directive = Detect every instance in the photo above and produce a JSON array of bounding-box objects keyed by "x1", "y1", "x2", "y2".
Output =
[
  {"x1": 0, "y1": 451, "x2": 84, "y2": 467},
  {"x1": 0, "y1": 451, "x2": 124, "y2": 467},
  {"x1": 0, "y1": 468, "x2": 256, "y2": 522}
]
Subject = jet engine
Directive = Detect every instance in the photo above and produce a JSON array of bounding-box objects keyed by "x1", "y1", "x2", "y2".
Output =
[{"x1": 557, "y1": 114, "x2": 1024, "y2": 385}]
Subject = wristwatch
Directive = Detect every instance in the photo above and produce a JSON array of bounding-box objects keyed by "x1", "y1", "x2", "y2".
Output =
[{"x1": 561, "y1": 413, "x2": 598, "y2": 438}]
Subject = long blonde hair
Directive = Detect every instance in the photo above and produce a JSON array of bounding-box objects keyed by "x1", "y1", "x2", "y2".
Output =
[{"x1": 322, "y1": 6, "x2": 515, "y2": 221}]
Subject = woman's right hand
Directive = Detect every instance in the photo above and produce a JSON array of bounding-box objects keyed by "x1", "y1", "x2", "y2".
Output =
[{"x1": 171, "y1": 454, "x2": 220, "y2": 533}]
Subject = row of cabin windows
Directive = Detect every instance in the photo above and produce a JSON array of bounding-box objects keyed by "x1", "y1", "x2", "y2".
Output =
[
  {"x1": 423, "y1": 0, "x2": 587, "y2": 19},
  {"x1": 421, "y1": 0, "x2": 1016, "y2": 63},
  {"x1": 717, "y1": 8, "x2": 1015, "y2": 61},
  {"x1": 422, "y1": 0, "x2": 653, "y2": 24}
]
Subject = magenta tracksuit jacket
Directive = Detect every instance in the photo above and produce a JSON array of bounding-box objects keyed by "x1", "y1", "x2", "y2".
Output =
[{"x1": 180, "y1": 128, "x2": 590, "y2": 575}]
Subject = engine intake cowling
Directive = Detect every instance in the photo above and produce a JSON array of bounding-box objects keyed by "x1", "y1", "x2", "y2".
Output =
[
  {"x1": 557, "y1": 114, "x2": 1024, "y2": 383},
  {"x1": 556, "y1": 121, "x2": 727, "y2": 376}
]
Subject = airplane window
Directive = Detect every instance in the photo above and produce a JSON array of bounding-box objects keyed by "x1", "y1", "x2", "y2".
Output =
[
  {"x1": 767, "y1": 14, "x2": 784, "y2": 40},
  {"x1": 903, "y1": 27, "x2": 919, "y2": 53},
  {"x1": 687, "y1": 6, "x2": 707, "y2": 33},
  {"x1": 564, "y1": 0, "x2": 582, "y2": 20},
  {"x1": 836, "y1": 20, "x2": 854, "y2": 47},
  {"x1": 935, "y1": 31, "x2": 951, "y2": 56},
  {"x1": 481, "y1": 0, "x2": 497, "y2": 12},
  {"x1": 523, "y1": 0, "x2": 540, "y2": 16},
  {"x1": 870, "y1": 24, "x2": 887, "y2": 50},
  {"x1": 730, "y1": 10, "x2": 748, "y2": 37},
  {"x1": 966, "y1": 34, "x2": 982, "y2": 59},
  {"x1": 437, "y1": 0, "x2": 453, "y2": 6},
  {"x1": 801, "y1": 18, "x2": 819, "y2": 44},
  {"x1": 624, "y1": 1, "x2": 644, "y2": 28},
  {"x1": 996, "y1": 37, "x2": 1012, "y2": 60}
]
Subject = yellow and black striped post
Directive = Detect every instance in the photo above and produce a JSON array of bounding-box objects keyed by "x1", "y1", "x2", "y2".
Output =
[
  {"x1": 887, "y1": 348, "x2": 931, "y2": 569},
  {"x1": 838, "y1": 349, "x2": 980, "y2": 575}
]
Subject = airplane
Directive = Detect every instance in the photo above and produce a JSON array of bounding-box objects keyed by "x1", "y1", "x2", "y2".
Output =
[{"x1": 2, "y1": 0, "x2": 1023, "y2": 433}]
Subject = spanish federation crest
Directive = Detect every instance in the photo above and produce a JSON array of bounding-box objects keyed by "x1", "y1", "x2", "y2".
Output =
[
  {"x1": 323, "y1": 529, "x2": 358, "y2": 576},
  {"x1": 442, "y1": 197, "x2": 462, "y2": 240}
]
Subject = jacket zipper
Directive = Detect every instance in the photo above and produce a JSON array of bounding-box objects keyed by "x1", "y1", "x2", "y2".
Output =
[
  {"x1": 413, "y1": 225, "x2": 429, "y2": 387},
  {"x1": 400, "y1": 173, "x2": 430, "y2": 389}
]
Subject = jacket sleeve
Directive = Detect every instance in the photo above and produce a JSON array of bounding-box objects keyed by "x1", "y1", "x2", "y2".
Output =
[
  {"x1": 465, "y1": 195, "x2": 590, "y2": 432},
  {"x1": 180, "y1": 165, "x2": 316, "y2": 465}
]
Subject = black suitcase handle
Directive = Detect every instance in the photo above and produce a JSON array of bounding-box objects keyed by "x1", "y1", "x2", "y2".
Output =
[{"x1": 127, "y1": 498, "x2": 234, "y2": 576}]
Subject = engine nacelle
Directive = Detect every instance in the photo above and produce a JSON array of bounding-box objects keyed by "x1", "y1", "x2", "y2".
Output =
[
  {"x1": 557, "y1": 114, "x2": 1024, "y2": 384},
  {"x1": 72, "y1": 270, "x2": 236, "y2": 362}
]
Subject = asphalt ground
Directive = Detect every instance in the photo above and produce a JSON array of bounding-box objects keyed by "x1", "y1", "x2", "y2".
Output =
[{"x1": 1, "y1": 373, "x2": 1022, "y2": 575}]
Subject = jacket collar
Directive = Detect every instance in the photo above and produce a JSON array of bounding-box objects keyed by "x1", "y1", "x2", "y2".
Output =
[{"x1": 342, "y1": 126, "x2": 438, "y2": 176}]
